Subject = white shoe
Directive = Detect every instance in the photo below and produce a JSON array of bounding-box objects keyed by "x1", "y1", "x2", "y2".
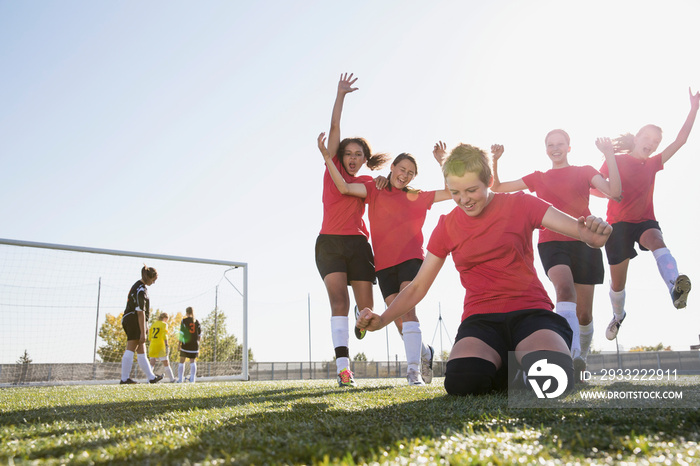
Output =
[
  {"x1": 407, "y1": 369, "x2": 425, "y2": 386},
  {"x1": 421, "y1": 345, "x2": 434, "y2": 384},
  {"x1": 605, "y1": 312, "x2": 626, "y2": 340}
]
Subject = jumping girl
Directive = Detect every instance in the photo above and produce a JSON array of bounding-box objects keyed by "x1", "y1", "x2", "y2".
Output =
[
  {"x1": 597, "y1": 88, "x2": 699, "y2": 340},
  {"x1": 490, "y1": 130, "x2": 621, "y2": 374},
  {"x1": 315, "y1": 73, "x2": 390, "y2": 387},
  {"x1": 318, "y1": 134, "x2": 451, "y2": 385},
  {"x1": 357, "y1": 143, "x2": 612, "y2": 396}
]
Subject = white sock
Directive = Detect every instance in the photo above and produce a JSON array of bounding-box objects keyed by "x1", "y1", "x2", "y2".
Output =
[
  {"x1": 653, "y1": 248, "x2": 678, "y2": 293},
  {"x1": 137, "y1": 353, "x2": 156, "y2": 380},
  {"x1": 121, "y1": 350, "x2": 134, "y2": 382},
  {"x1": 556, "y1": 301, "x2": 580, "y2": 358},
  {"x1": 402, "y1": 321, "x2": 422, "y2": 373},
  {"x1": 165, "y1": 365, "x2": 175, "y2": 382},
  {"x1": 609, "y1": 287, "x2": 626, "y2": 320},
  {"x1": 331, "y1": 316, "x2": 350, "y2": 373},
  {"x1": 579, "y1": 321, "x2": 594, "y2": 360},
  {"x1": 190, "y1": 363, "x2": 197, "y2": 383},
  {"x1": 178, "y1": 363, "x2": 185, "y2": 382}
]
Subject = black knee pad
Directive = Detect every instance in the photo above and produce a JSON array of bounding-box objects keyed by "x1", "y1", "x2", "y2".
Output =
[
  {"x1": 521, "y1": 350, "x2": 574, "y2": 396},
  {"x1": 444, "y1": 357, "x2": 497, "y2": 396}
]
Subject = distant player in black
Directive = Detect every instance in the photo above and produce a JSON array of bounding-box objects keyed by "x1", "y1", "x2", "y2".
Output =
[
  {"x1": 120, "y1": 265, "x2": 163, "y2": 384},
  {"x1": 177, "y1": 306, "x2": 202, "y2": 383}
]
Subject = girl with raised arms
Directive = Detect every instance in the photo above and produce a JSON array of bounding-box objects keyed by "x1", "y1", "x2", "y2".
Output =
[
  {"x1": 315, "y1": 73, "x2": 390, "y2": 387},
  {"x1": 357, "y1": 143, "x2": 612, "y2": 395},
  {"x1": 490, "y1": 130, "x2": 621, "y2": 375},
  {"x1": 318, "y1": 134, "x2": 451, "y2": 385}
]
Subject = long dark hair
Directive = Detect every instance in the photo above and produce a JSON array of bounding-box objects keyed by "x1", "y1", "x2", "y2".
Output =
[
  {"x1": 337, "y1": 137, "x2": 390, "y2": 171},
  {"x1": 387, "y1": 153, "x2": 418, "y2": 192},
  {"x1": 613, "y1": 125, "x2": 662, "y2": 154}
]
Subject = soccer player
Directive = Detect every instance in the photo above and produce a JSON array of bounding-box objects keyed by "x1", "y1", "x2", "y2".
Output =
[
  {"x1": 318, "y1": 133, "x2": 451, "y2": 385},
  {"x1": 120, "y1": 265, "x2": 163, "y2": 384},
  {"x1": 596, "y1": 88, "x2": 700, "y2": 340},
  {"x1": 315, "y1": 73, "x2": 390, "y2": 388},
  {"x1": 490, "y1": 130, "x2": 621, "y2": 374},
  {"x1": 178, "y1": 306, "x2": 201, "y2": 383},
  {"x1": 357, "y1": 143, "x2": 612, "y2": 395},
  {"x1": 148, "y1": 312, "x2": 175, "y2": 382}
]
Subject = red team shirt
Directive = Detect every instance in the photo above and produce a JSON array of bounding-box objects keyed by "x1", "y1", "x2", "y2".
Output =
[
  {"x1": 320, "y1": 156, "x2": 373, "y2": 237},
  {"x1": 600, "y1": 153, "x2": 663, "y2": 224},
  {"x1": 427, "y1": 192, "x2": 554, "y2": 321},
  {"x1": 522, "y1": 165, "x2": 600, "y2": 243},
  {"x1": 363, "y1": 182, "x2": 436, "y2": 271}
]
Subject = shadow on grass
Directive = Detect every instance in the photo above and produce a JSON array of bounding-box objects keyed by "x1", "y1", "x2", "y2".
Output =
[{"x1": 4, "y1": 379, "x2": 700, "y2": 464}]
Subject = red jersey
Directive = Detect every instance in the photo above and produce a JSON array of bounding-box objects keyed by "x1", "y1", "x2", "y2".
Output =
[
  {"x1": 427, "y1": 192, "x2": 553, "y2": 321},
  {"x1": 363, "y1": 182, "x2": 435, "y2": 271},
  {"x1": 600, "y1": 153, "x2": 663, "y2": 224},
  {"x1": 319, "y1": 155, "x2": 373, "y2": 237},
  {"x1": 522, "y1": 165, "x2": 599, "y2": 243}
]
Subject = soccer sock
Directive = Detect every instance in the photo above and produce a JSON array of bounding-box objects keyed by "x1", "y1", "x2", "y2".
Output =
[
  {"x1": 402, "y1": 321, "x2": 422, "y2": 373},
  {"x1": 579, "y1": 321, "x2": 594, "y2": 360},
  {"x1": 178, "y1": 363, "x2": 185, "y2": 382},
  {"x1": 653, "y1": 247, "x2": 678, "y2": 293},
  {"x1": 555, "y1": 301, "x2": 580, "y2": 358},
  {"x1": 190, "y1": 363, "x2": 197, "y2": 383},
  {"x1": 165, "y1": 365, "x2": 175, "y2": 382},
  {"x1": 121, "y1": 350, "x2": 134, "y2": 382},
  {"x1": 609, "y1": 287, "x2": 626, "y2": 320},
  {"x1": 331, "y1": 316, "x2": 350, "y2": 373},
  {"x1": 137, "y1": 353, "x2": 156, "y2": 380}
]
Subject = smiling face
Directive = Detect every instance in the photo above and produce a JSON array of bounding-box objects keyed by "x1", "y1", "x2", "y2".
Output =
[
  {"x1": 545, "y1": 131, "x2": 571, "y2": 168},
  {"x1": 447, "y1": 171, "x2": 493, "y2": 217},
  {"x1": 389, "y1": 158, "x2": 417, "y2": 190},
  {"x1": 633, "y1": 125, "x2": 663, "y2": 159},
  {"x1": 341, "y1": 142, "x2": 366, "y2": 176}
]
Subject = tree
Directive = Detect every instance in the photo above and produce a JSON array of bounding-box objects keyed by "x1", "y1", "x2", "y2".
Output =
[
  {"x1": 354, "y1": 352, "x2": 367, "y2": 362},
  {"x1": 198, "y1": 308, "x2": 253, "y2": 363},
  {"x1": 97, "y1": 312, "x2": 128, "y2": 362},
  {"x1": 17, "y1": 349, "x2": 32, "y2": 365},
  {"x1": 439, "y1": 350, "x2": 450, "y2": 362},
  {"x1": 630, "y1": 343, "x2": 671, "y2": 352}
]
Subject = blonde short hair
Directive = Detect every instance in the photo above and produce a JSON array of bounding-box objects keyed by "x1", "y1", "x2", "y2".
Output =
[{"x1": 442, "y1": 144, "x2": 492, "y2": 185}]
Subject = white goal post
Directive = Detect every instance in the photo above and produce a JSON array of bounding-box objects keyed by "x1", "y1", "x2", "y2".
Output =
[{"x1": 0, "y1": 238, "x2": 248, "y2": 385}]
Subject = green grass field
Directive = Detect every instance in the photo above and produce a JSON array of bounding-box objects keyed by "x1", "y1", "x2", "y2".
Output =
[{"x1": 2, "y1": 377, "x2": 699, "y2": 465}]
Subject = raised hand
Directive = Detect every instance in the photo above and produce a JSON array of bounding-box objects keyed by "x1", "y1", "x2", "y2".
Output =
[
  {"x1": 491, "y1": 144, "x2": 505, "y2": 161},
  {"x1": 433, "y1": 141, "x2": 447, "y2": 165},
  {"x1": 595, "y1": 137, "x2": 614, "y2": 158},
  {"x1": 317, "y1": 132, "x2": 332, "y2": 160},
  {"x1": 690, "y1": 87, "x2": 700, "y2": 111},
  {"x1": 577, "y1": 215, "x2": 612, "y2": 249},
  {"x1": 338, "y1": 73, "x2": 359, "y2": 96}
]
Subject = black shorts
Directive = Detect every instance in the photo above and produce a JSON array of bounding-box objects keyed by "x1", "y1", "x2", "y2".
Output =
[
  {"x1": 376, "y1": 259, "x2": 423, "y2": 299},
  {"x1": 180, "y1": 350, "x2": 199, "y2": 359},
  {"x1": 315, "y1": 234, "x2": 376, "y2": 284},
  {"x1": 122, "y1": 312, "x2": 143, "y2": 341},
  {"x1": 605, "y1": 220, "x2": 660, "y2": 265},
  {"x1": 537, "y1": 241, "x2": 604, "y2": 285},
  {"x1": 454, "y1": 309, "x2": 573, "y2": 368}
]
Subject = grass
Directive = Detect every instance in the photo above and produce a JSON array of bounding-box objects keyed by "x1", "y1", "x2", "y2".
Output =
[{"x1": 1, "y1": 377, "x2": 699, "y2": 465}]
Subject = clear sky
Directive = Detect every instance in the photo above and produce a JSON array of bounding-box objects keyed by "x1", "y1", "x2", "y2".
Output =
[{"x1": 2, "y1": 0, "x2": 700, "y2": 364}]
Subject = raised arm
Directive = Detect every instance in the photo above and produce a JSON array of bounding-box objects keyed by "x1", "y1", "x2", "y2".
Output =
[
  {"x1": 432, "y1": 141, "x2": 452, "y2": 202},
  {"x1": 541, "y1": 206, "x2": 612, "y2": 249},
  {"x1": 328, "y1": 73, "x2": 359, "y2": 159},
  {"x1": 590, "y1": 137, "x2": 622, "y2": 201},
  {"x1": 317, "y1": 132, "x2": 367, "y2": 198},
  {"x1": 490, "y1": 144, "x2": 528, "y2": 193},
  {"x1": 659, "y1": 87, "x2": 700, "y2": 164},
  {"x1": 357, "y1": 252, "x2": 446, "y2": 331}
]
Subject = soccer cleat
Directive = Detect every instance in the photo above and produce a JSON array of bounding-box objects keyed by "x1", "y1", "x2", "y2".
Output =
[
  {"x1": 149, "y1": 374, "x2": 164, "y2": 384},
  {"x1": 120, "y1": 378, "x2": 137, "y2": 384},
  {"x1": 573, "y1": 357, "x2": 587, "y2": 384},
  {"x1": 353, "y1": 305, "x2": 366, "y2": 340},
  {"x1": 407, "y1": 368, "x2": 426, "y2": 386},
  {"x1": 605, "y1": 312, "x2": 626, "y2": 340},
  {"x1": 421, "y1": 345, "x2": 434, "y2": 384},
  {"x1": 337, "y1": 368, "x2": 357, "y2": 387},
  {"x1": 672, "y1": 274, "x2": 691, "y2": 309}
]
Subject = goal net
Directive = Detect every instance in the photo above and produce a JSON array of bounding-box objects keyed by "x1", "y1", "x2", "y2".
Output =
[{"x1": 0, "y1": 238, "x2": 248, "y2": 385}]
